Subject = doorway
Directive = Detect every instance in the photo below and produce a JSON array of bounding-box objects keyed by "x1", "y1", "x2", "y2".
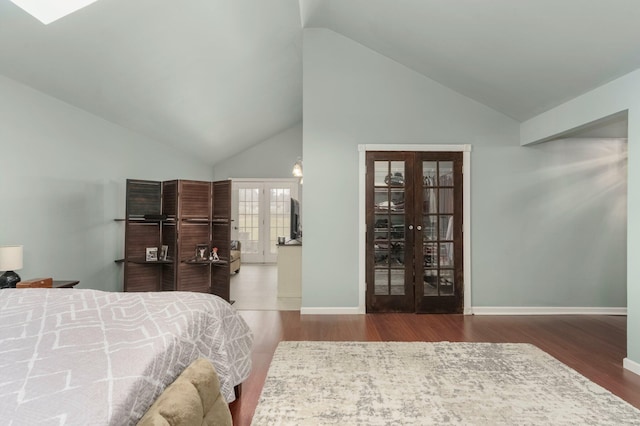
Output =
[
  {"x1": 232, "y1": 180, "x2": 299, "y2": 263},
  {"x1": 366, "y1": 151, "x2": 464, "y2": 313}
]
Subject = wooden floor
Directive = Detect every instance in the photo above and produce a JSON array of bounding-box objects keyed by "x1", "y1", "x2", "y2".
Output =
[{"x1": 229, "y1": 312, "x2": 640, "y2": 426}]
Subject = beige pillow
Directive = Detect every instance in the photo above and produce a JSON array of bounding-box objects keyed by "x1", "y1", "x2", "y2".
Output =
[{"x1": 137, "y1": 358, "x2": 232, "y2": 426}]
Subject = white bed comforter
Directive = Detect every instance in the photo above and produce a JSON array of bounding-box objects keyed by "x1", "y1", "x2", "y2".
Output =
[{"x1": 0, "y1": 289, "x2": 253, "y2": 426}]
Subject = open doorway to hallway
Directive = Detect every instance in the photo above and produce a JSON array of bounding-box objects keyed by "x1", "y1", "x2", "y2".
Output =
[
  {"x1": 230, "y1": 264, "x2": 301, "y2": 311},
  {"x1": 232, "y1": 180, "x2": 299, "y2": 263}
]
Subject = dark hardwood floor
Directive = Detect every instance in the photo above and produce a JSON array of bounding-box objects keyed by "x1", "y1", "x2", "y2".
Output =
[{"x1": 229, "y1": 312, "x2": 640, "y2": 426}]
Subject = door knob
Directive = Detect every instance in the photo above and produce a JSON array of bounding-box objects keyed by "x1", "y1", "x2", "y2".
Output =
[
  {"x1": 408, "y1": 225, "x2": 414, "y2": 230},
  {"x1": 417, "y1": 225, "x2": 422, "y2": 231}
]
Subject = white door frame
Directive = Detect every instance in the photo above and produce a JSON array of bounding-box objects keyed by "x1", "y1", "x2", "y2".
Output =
[
  {"x1": 232, "y1": 178, "x2": 300, "y2": 263},
  {"x1": 358, "y1": 144, "x2": 472, "y2": 314}
]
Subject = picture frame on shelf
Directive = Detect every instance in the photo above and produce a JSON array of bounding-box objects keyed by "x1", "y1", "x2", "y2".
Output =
[
  {"x1": 196, "y1": 244, "x2": 209, "y2": 261},
  {"x1": 146, "y1": 247, "x2": 158, "y2": 261},
  {"x1": 160, "y1": 245, "x2": 168, "y2": 261}
]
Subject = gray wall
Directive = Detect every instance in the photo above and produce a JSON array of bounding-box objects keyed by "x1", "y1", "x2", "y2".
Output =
[
  {"x1": 0, "y1": 75, "x2": 214, "y2": 291},
  {"x1": 520, "y1": 68, "x2": 639, "y2": 369},
  {"x1": 302, "y1": 29, "x2": 627, "y2": 309},
  {"x1": 212, "y1": 123, "x2": 302, "y2": 179}
]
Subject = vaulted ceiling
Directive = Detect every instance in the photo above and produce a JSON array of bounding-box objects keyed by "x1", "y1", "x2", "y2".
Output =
[{"x1": 2, "y1": 0, "x2": 638, "y2": 164}]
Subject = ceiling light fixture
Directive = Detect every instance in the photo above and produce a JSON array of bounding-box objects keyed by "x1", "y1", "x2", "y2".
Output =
[
  {"x1": 292, "y1": 158, "x2": 303, "y2": 178},
  {"x1": 10, "y1": 0, "x2": 101, "y2": 25}
]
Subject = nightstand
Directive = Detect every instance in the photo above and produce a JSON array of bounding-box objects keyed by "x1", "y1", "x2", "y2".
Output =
[
  {"x1": 53, "y1": 280, "x2": 79, "y2": 288},
  {"x1": 16, "y1": 279, "x2": 79, "y2": 288}
]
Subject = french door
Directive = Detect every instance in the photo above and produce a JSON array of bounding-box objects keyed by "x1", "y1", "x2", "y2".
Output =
[
  {"x1": 366, "y1": 151, "x2": 463, "y2": 313},
  {"x1": 232, "y1": 180, "x2": 298, "y2": 263}
]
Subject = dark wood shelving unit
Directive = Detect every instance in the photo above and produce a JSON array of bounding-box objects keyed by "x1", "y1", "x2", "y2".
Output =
[
  {"x1": 211, "y1": 180, "x2": 231, "y2": 301},
  {"x1": 122, "y1": 179, "x2": 164, "y2": 292},
  {"x1": 119, "y1": 179, "x2": 231, "y2": 301}
]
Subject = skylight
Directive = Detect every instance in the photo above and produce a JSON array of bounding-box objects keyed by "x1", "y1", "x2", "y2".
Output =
[{"x1": 11, "y1": 0, "x2": 101, "y2": 24}]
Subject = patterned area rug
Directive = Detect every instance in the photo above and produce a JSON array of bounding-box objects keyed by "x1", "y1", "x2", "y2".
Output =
[{"x1": 251, "y1": 341, "x2": 640, "y2": 425}]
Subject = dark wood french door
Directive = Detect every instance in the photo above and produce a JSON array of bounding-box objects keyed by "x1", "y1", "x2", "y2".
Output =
[{"x1": 366, "y1": 151, "x2": 463, "y2": 313}]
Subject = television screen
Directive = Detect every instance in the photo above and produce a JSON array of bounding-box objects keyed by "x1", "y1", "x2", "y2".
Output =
[{"x1": 290, "y1": 198, "x2": 301, "y2": 241}]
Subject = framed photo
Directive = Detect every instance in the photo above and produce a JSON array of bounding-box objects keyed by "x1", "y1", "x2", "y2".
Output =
[
  {"x1": 146, "y1": 247, "x2": 158, "y2": 261},
  {"x1": 160, "y1": 245, "x2": 168, "y2": 261},
  {"x1": 196, "y1": 244, "x2": 209, "y2": 261}
]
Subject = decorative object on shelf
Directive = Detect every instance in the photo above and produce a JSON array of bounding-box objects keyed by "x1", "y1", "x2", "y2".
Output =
[
  {"x1": 292, "y1": 158, "x2": 303, "y2": 177},
  {"x1": 146, "y1": 247, "x2": 158, "y2": 261},
  {"x1": 196, "y1": 244, "x2": 209, "y2": 261},
  {"x1": 0, "y1": 245, "x2": 23, "y2": 289},
  {"x1": 277, "y1": 236, "x2": 285, "y2": 245},
  {"x1": 160, "y1": 245, "x2": 168, "y2": 261},
  {"x1": 211, "y1": 247, "x2": 220, "y2": 261}
]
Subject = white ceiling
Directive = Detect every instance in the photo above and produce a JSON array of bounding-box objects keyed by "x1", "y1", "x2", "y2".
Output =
[
  {"x1": 303, "y1": 0, "x2": 640, "y2": 122},
  {"x1": 2, "y1": 0, "x2": 638, "y2": 164},
  {"x1": 0, "y1": 0, "x2": 303, "y2": 163}
]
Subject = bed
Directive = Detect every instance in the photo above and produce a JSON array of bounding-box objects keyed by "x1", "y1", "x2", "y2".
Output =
[{"x1": 0, "y1": 288, "x2": 253, "y2": 425}]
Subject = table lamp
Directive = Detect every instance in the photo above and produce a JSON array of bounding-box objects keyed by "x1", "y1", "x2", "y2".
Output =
[{"x1": 0, "y1": 245, "x2": 23, "y2": 289}]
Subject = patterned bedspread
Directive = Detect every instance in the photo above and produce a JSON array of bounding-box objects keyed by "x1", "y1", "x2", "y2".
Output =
[{"x1": 0, "y1": 289, "x2": 253, "y2": 425}]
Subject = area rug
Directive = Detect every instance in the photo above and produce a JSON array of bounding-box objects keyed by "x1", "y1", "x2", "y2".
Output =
[{"x1": 251, "y1": 341, "x2": 640, "y2": 425}]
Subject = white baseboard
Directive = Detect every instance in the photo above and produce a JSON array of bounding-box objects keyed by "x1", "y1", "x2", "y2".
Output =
[
  {"x1": 471, "y1": 307, "x2": 627, "y2": 315},
  {"x1": 300, "y1": 307, "x2": 363, "y2": 315},
  {"x1": 623, "y1": 358, "x2": 640, "y2": 376},
  {"x1": 300, "y1": 306, "x2": 627, "y2": 316}
]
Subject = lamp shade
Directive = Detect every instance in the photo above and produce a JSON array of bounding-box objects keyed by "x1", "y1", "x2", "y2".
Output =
[{"x1": 0, "y1": 245, "x2": 23, "y2": 271}]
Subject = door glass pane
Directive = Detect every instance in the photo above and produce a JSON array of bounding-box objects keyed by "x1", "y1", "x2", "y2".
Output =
[
  {"x1": 440, "y1": 215, "x2": 453, "y2": 240},
  {"x1": 269, "y1": 188, "x2": 291, "y2": 255},
  {"x1": 439, "y1": 161, "x2": 453, "y2": 186},
  {"x1": 374, "y1": 214, "x2": 390, "y2": 230},
  {"x1": 440, "y1": 270, "x2": 454, "y2": 295},
  {"x1": 390, "y1": 189, "x2": 405, "y2": 212},
  {"x1": 423, "y1": 187, "x2": 437, "y2": 213},
  {"x1": 423, "y1": 242, "x2": 438, "y2": 268},
  {"x1": 238, "y1": 188, "x2": 260, "y2": 254},
  {"x1": 440, "y1": 242, "x2": 454, "y2": 267},
  {"x1": 390, "y1": 216, "x2": 405, "y2": 240},
  {"x1": 423, "y1": 161, "x2": 437, "y2": 186},
  {"x1": 388, "y1": 162, "x2": 405, "y2": 187},
  {"x1": 374, "y1": 229, "x2": 389, "y2": 245},
  {"x1": 424, "y1": 270, "x2": 437, "y2": 296},
  {"x1": 374, "y1": 161, "x2": 389, "y2": 186},
  {"x1": 423, "y1": 216, "x2": 437, "y2": 240},
  {"x1": 375, "y1": 270, "x2": 389, "y2": 295},
  {"x1": 374, "y1": 247, "x2": 389, "y2": 266},
  {"x1": 390, "y1": 270, "x2": 404, "y2": 295},
  {"x1": 390, "y1": 242, "x2": 404, "y2": 266},
  {"x1": 439, "y1": 188, "x2": 454, "y2": 213},
  {"x1": 374, "y1": 189, "x2": 390, "y2": 211}
]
